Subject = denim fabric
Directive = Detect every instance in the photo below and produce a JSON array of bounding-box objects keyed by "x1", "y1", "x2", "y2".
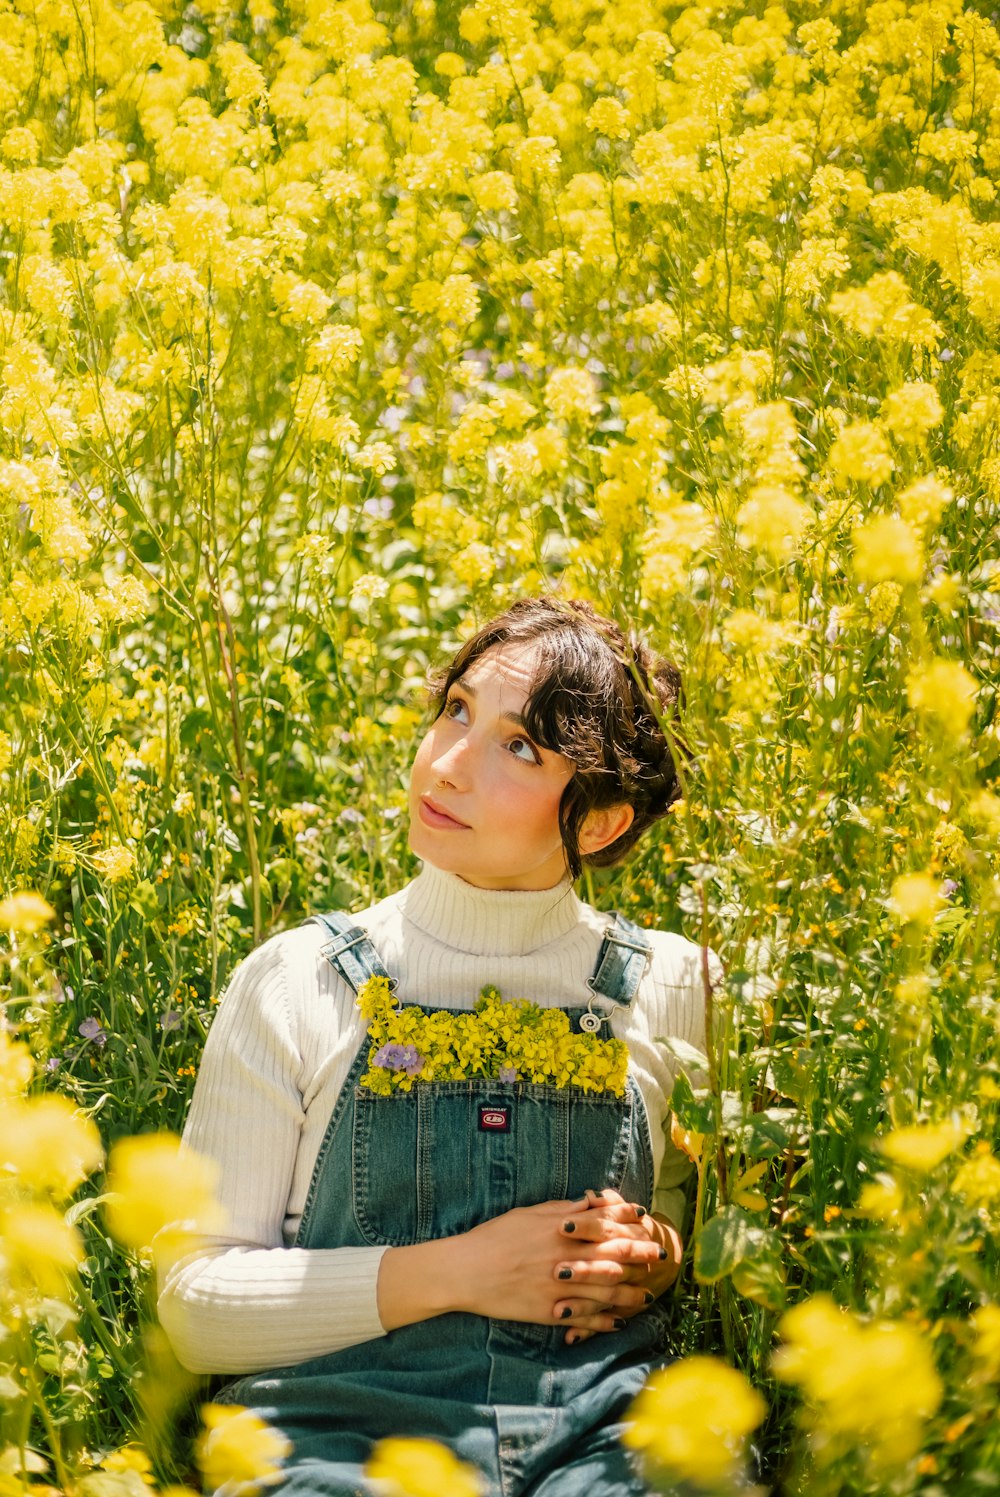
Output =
[{"x1": 219, "y1": 912, "x2": 675, "y2": 1497}]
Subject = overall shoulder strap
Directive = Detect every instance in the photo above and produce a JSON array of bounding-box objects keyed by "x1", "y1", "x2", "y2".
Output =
[
  {"x1": 304, "y1": 912, "x2": 397, "y2": 998},
  {"x1": 586, "y1": 912, "x2": 653, "y2": 1013}
]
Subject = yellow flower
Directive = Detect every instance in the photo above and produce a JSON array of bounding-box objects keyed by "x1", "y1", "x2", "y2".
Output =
[
  {"x1": 92, "y1": 844, "x2": 137, "y2": 884},
  {"x1": 881, "y1": 1121, "x2": 966, "y2": 1172},
  {"x1": 104, "y1": 1133, "x2": 226, "y2": 1262},
  {"x1": 0, "y1": 1034, "x2": 33, "y2": 1097},
  {"x1": 952, "y1": 1151, "x2": 1000, "y2": 1206},
  {"x1": 827, "y1": 422, "x2": 894, "y2": 485},
  {"x1": 971, "y1": 1304, "x2": 1000, "y2": 1379},
  {"x1": 586, "y1": 97, "x2": 630, "y2": 140},
  {"x1": 0, "y1": 891, "x2": 56, "y2": 933},
  {"x1": 0, "y1": 1094, "x2": 103, "y2": 1198},
  {"x1": 898, "y1": 475, "x2": 952, "y2": 534},
  {"x1": 623, "y1": 1357, "x2": 765, "y2": 1489},
  {"x1": 0, "y1": 1200, "x2": 84, "y2": 1298},
  {"x1": 906, "y1": 659, "x2": 978, "y2": 737},
  {"x1": 364, "y1": 1437, "x2": 484, "y2": 1497},
  {"x1": 856, "y1": 1177, "x2": 903, "y2": 1220},
  {"x1": 470, "y1": 171, "x2": 517, "y2": 213},
  {"x1": 852, "y1": 515, "x2": 923, "y2": 584},
  {"x1": 889, "y1": 873, "x2": 943, "y2": 926},
  {"x1": 867, "y1": 580, "x2": 901, "y2": 627},
  {"x1": 773, "y1": 1295, "x2": 942, "y2": 1466},
  {"x1": 735, "y1": 484, "x2": 811, "y2": 561},
  {"x1": 543, "y1": 367, "x2": 599, "y2": 424},
  {"x1": 350, "y1": 573, "x2": 390, "y2": 608},
  {"x1": 196, "y1": 1406, "x2": 291, "y2": 1496},
  {"x1": 451, "y1": 542, "x2": 495, "y2": 588},
  {"x1": 101, "y1": 1446, "x2": 155, "y2": 1483},
  {"x1": 881, "y1": 382, "x2": 944, "y2": 444}
]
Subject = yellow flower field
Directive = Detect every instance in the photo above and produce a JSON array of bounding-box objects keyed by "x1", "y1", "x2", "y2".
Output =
[{"x1": 1, "y1": 0, "x2": 998, "y2": 1491}]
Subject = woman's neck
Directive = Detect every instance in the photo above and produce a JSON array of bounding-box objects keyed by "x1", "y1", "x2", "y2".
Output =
[{"x1": 401, "y1": 860, "x2": 585, "y2": 958}]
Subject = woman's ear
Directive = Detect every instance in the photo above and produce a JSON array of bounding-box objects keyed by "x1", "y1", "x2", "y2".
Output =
[{"x1": 578, "y1": 803, "x2": 635, "y2": 856}]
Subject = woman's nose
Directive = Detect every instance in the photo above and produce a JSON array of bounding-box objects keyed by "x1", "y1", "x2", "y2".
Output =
[{"x1": 431, "y1": 731, "x2": 474, "y2": 787}]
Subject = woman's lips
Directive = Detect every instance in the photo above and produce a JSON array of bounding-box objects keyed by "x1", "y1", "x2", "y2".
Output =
[{"x1": 418, "y1": 797, "x2": 470, "y2": 830}]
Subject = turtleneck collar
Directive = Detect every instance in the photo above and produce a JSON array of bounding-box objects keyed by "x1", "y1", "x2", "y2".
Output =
[{"x1": 401, "y1": 860, "x2": 586, "y2": 958}]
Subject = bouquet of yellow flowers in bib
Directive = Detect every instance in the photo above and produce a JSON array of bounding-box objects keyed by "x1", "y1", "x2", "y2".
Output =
[{"x1": 356, "y1": 976, "x2": 629, "y2": 1098}]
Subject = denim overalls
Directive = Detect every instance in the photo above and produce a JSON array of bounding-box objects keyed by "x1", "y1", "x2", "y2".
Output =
[{"x1": 218, "y1": 911, "x2": 676, "y2": 1497}]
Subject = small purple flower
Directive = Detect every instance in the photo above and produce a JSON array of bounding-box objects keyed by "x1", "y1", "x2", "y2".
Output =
[
  {"x1": 499, "y1": 1065, "x2": 518, "y2": 1083},
  {"x1": 45, "y1": 1056, "x2": 61, "y2": 1072},
  {"x1": 160, "y1": 1009, "x2": 182, "y2": 1032},
  {"x1": 78, "y1": 1017, "x2": 107, "y2": 1047},
  {"x1": 338, "y1": 807, "x2": 366, "y2": 826},
  {"x1": 373, "y1": 1042, "x2": 424, "y2": 1077},
  {"x1": 941, "y1": 879, "x2": 959, "y2": 899}
]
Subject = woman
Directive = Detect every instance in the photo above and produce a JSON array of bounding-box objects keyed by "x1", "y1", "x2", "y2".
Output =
[{"x1": 159, "y1": 596, "x2": 714, "y2": 1496}]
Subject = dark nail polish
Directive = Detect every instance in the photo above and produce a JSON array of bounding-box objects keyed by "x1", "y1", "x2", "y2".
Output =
[
  {"x1": 635, "y1": 1206, "x2": 646, "y2": 1218},
  {"x1": 566, "y1": 1332, "x2": 577, "y2": 1345},
  {"x1": 658, "y1": 1248, "x2": 668, "y2": 1260},
  {"x1": 613, "y1": 1318, "x2": 626, "y2": 1330},
  {"x1": 558, "y1": 1268, "x2": 573, "y2": 1280},
  {"x1": 643, "y1": 1290, "x2": 655, "y2": 1304},
  {"x1": 563, "y1": 1221, "x2": 576, "y2": 1233},
  {"x1": 560, "y1": 1306, "x2": 573, "y2": 1319}
]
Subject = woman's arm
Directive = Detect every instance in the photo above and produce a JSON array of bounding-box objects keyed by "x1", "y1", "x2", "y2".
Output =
[
  {"x1": 156, "y1": 933, "x2": 390, "y2": 1375},
  {"x1": 376, "y1": 1191, "x2": 670, "y2": 1336}
]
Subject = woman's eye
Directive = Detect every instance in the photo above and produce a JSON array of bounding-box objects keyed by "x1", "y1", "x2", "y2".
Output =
[
  {"x1": 508, "y1": 736, "x2": 539, "y2": 764},
  {"x1": 443, "y1": 696, "x2": 468, "y2": 721}
]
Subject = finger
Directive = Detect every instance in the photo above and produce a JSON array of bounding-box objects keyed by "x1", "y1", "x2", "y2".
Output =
[
  {"x1": 555, "y1": 1258, "x2": 655, "y2": 1287},
  {"x1": 553, "y1": 1284, "x2": 652, "y2": 1319},
  {"x1": 559, "y1": 1212, "x2": 650, "y2": 1243},
  {"x1": 564, "y1": 1327, "x2": 596, "y2": 1345},
  {"x1": 584, "y1": 1189, "x2": 649, "y2": 1224},
  {"x1": 558, "y1": 1307, "x2": 632, "y2": 1335},
  {"x1": 557, "y1": 1233, "x2": 666, "y2": 1268}
]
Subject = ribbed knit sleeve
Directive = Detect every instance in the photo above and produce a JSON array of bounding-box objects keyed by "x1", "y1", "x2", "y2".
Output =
[
  {"x1": 647, "y1": 934, "x2": 720, "y2": 1232},
  {"x1": 156, "y1": 931, "x2": 388, "y2": 1375}
]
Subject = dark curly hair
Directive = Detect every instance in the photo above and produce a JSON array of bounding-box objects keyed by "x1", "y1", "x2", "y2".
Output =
[{"x1": 429, "y1": 597, "x2": 684, "y2": 880}]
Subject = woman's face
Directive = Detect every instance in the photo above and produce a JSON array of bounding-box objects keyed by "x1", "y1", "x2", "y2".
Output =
[{"x1": 407, "y1": 642, "x2": 577, "y2": 890}]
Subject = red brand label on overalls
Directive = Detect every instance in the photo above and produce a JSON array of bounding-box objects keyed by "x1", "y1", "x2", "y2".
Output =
[{"x1": 479, "y1": 1106, "x2": 510, "y2": 1132}]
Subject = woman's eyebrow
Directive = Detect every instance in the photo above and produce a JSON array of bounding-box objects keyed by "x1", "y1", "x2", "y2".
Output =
[{"x1": 455, "y1": 678, "x2": 532, "y2": 733}]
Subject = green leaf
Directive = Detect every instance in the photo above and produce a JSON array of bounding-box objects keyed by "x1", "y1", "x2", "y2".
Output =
[
  {"x1": 741, "y1": 1107, "x2": 803, "y2": 1158},
  {"x1": 732, "y1": 1235, "x2": 787, "y2": 1311},
  {"x1": 657, "y1": 1035, "x2": 709, "y2": 1071},
  {"x1": 694, "y1": 1205, "x2": 758, "y2": 1282},
  {"x1": 669, "y1": 1070, "x2": 715, "y2": 1137}
]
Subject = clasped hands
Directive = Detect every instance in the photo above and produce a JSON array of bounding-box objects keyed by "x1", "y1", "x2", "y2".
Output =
[
  {"x1": 377, "y1": 1187, "x2": 683, "y2": 1342},
  {"x1": 548, "y1": 1187, "x2": 682, "y2": 1344}
]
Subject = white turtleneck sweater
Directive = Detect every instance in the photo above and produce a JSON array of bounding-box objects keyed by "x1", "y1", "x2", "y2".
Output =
[{"x1": 158, "y1": 864, "x2": 715, "y2": 1375}]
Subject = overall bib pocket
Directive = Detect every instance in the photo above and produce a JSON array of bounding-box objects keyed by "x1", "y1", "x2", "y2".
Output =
[{"x1": 351, "y1": 1078, "x2": 643, "y2": 1247}]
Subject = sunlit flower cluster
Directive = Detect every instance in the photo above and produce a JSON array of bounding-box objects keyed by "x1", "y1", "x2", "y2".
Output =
[{"x1": 357, "y1": 976, "x2": 628, "y2": 1096}]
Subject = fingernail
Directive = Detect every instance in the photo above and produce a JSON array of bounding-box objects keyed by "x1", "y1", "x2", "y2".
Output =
[
  {"x1": 613, "y1": 1317, "x2": 626, "y2": 1330},
  {"x1": 566, "y1": 1332, "x2": 578, "y2": 1345},
  {"x1": 558, "y1": 1268, "x2": 573, "y2": 1280},
  {"x1": 560, "y1": 1306, "x2": 573, "y2": 1319},
  {"x1": 635, "y1": 1206, "x2": 646, "y2": 1218},
  {"x1": 563, "y1": 1221, "x2": 576, "y2": 1233},
  {"x1": 658, "y1": 1248, "x2": 668, "y2": 1260},
  {"x1": 643, "y1": 1290, "x2": 655, "y2": 1304}
]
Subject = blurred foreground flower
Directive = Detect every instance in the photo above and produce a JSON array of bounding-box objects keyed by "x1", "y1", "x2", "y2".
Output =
[
  {"x1": 365, "y1": 1437, "x2": 484, "y2": 1497},
  {"x1": 0, "y1": 1199, "x2": 83, "y2": 1297},
  {"x1": 773, "y1": 1295, "x2": 942, "y2": 1468},
  {"x1": 622, "y1": 1355, "x2": 766, "y2": 1490},
  {"x1": 0, "y1": 1093, "x2": 103, "y2": 1197},
  {"x1": 196, "y1": 1405, "x2": 291, "y2": 1497},
  {"x1": 104, "y1": 1132, "x2": 226, "y2": 1265},
  {"x1": 880, "y1": 1121, "x2": 966, "y2": 1173},
  {"x1": 0, "y1": 890, "x2": 55, "y2": 932}
]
